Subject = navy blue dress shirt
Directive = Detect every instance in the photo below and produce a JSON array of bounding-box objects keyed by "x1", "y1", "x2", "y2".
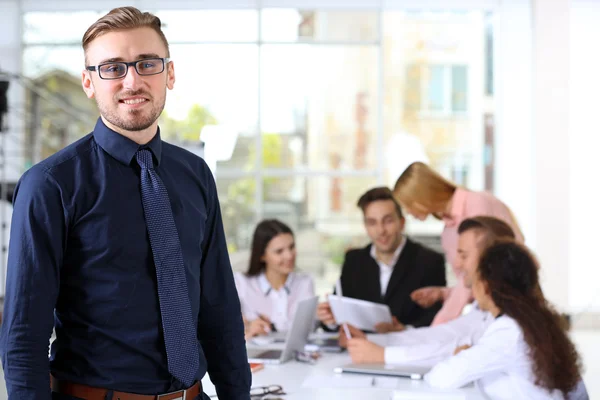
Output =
[{"x1": 0, "y1": 118, "x2": 251, "y2": 400}]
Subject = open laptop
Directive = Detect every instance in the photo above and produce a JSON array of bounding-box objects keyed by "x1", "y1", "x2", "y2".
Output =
[
  {"x1": 333, "y1": 363, "x2": 431, "y2": 380},
  {"x1": 246, "y1": 296, "x2": 318, "y2": 364}
]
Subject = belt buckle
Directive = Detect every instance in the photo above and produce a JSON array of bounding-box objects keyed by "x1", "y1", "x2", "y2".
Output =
[{"x1": 157, "y1": 388, "x2": 186, "y2": 400}]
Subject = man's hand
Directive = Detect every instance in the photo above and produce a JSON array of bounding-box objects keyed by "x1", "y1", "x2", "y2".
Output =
[
  {"x1": 453, "y1": 344, "x2": 471, "y2": 356},
  {"x1": 410, "y1": 286, "x2": 448, "y2": 308},
  {"x1": 338, "y1": 324, "x2": 365, "y2": 348},
  {"x1": 317, "y1": 301, "x2": 336, "y2": 325},
  {"x1": 347, "y1": 338, "x2": 385, "y2": 364},
  {"x1": 374, "y1": 316, "x2": 405, "y2": 333},
  {"x1": 244, "y1": 316, "x2": 271, "y2": 340}
]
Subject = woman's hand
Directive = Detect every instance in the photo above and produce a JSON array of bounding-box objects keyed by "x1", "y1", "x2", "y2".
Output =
[
  {"x1": 338, "y1": 324, "x2": 365, "y2": 348},
  {"x1": 347, "y1": 338, "x2": 385, "y2": 363},
  {"x1": 410, "y1": 286, "x2": 449, "y2": 308},
  {"x1": 244, "y1": 316, "x2": 272, "y2": 339}
]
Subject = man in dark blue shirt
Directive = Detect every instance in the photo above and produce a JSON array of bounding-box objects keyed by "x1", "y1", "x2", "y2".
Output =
[{"x1": 0, "y1": 6, "x2": 251, "y2": 400}]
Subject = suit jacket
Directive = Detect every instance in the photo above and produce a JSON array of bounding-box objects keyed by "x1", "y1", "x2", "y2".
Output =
[{"x1": 338, "y1": 238, "x2": 446, "y2": 328}]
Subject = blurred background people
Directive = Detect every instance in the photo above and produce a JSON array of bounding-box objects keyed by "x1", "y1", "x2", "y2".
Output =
[
  {"x1": 425, "y1": 241, "x2": 582, "y2": 400},
  {"x1": 341, "y1": 216, "x2": 515, "y2": 365},
  {"x1": 234, "y1": 219, "x2": 314, "y2": 339},
  {"x1": 393, "y1": 161, "x2": 523, "y2": 325},
  {"x1": 317, "y1": 187, "x2": 446, "y2": 332}
]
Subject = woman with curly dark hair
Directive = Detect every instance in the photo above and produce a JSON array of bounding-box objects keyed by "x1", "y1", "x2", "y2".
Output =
[{"x1": 425, "y1": 241, "x2": 583, "y2": 399}]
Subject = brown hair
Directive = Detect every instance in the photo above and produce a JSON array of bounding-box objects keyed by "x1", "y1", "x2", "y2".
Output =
[
  {"x1": 357, "y1": 187, "x2": 403, "y2": 219},
  {"x1": 458, "y1": 216, "x2": 516, "y2": 250},
  {"x1": 477, "y1": 241, "x2": 582, "y2": 396},
  {"x1": 246, "y1": 219, "x2": 294, "y2": 277},
  {"x1": 82, "y1": 7, "x2": 170, "y2": 60},
  {"x1": 393, "y1": 162, "x2": 456, "y2": 217}
]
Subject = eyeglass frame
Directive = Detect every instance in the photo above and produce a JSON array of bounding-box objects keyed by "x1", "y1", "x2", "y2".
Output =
[
  {"x1": 249, "y1": 384, "x2": 286, "y2": 399},
  {"x1": 85, "y1": 57, "x2": 170, "y2": 80}
]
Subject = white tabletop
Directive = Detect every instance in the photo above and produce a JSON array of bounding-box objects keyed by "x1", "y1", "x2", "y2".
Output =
[{"x1": 202, "y1": 351, "x2": 485, "y2": 400}]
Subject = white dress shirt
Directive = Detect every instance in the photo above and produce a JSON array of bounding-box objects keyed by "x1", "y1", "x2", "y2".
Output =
[
  {"x1": 367, "y1": 303, "x2": 492, "y2": 365},
  {"x1": 233, "y1": 271, "x2": 314, "y2": 332},
  {"x1": 369, "y1": 236, "x2": 406, "y2": 297},
  {"x1": 424, "y1": 315, "x2": 564, "y2": 400}
]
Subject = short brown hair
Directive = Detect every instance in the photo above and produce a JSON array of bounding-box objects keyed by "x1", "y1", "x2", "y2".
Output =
[
  {"x1": 82, "y1": 7, "x2": 170, "y2": 61},
  {"x1": 357, "y1": 187, "x2": 403, "y2": 219},
  {"x1": 458, "y1": 216, "x2": 515, "y2": 250}
]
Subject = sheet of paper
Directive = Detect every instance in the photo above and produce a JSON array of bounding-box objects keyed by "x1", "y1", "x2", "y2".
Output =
[
  {"x1": 391, "y1": 390, "x2": 468, "y2": 399},
  {"x1": 370, "y1": 376, "x2": 399, "y2": 389},
  {"x1": 302, "y1": 375, "x2": 399, "y2": 389},
  {"x1": 328, "y1": 295, "x2": 393, "y2": 331}
]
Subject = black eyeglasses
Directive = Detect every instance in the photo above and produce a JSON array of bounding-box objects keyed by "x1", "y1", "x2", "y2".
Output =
[
  {"x1": 85, "y1": 57, "x2": 170, "y2": 80},
  {"x1": 250, "y1": 384, "x2": 286, "y2": 399}
]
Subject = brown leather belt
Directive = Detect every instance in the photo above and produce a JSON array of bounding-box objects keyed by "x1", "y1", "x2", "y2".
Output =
[{"x1": 51, "y1": 375, "x2": 201, "y2": 400}]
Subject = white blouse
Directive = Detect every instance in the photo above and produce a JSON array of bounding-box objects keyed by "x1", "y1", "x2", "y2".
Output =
[
  {"x1": 424, "y1": 315, "x2": 565, "y2": 400},
  {"x1": 372, "y1": 305, "x2": 492, "y2": 365},
  {"x1": 233, "y1": 271, "x2": 315, "y2": 332}
]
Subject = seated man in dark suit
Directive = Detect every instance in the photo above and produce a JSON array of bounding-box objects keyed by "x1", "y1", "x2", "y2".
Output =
[{"x1": 317, "y1": 187, "x2": 446, "y2": 332}]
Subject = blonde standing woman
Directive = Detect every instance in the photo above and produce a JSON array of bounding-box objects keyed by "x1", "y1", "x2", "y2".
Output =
[{"x1": 393, "y1": 162, "x2": 523, "y2": 325}]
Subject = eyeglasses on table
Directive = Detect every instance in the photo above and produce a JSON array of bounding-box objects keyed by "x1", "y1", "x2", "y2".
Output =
[{"x1": 250, "y1": 384, "x2": 286, "y2": 399}]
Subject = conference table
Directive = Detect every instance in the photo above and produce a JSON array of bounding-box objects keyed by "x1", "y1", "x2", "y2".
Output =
[{"x1": 202, "y1": 337, "x2": 485, "y2": 400}]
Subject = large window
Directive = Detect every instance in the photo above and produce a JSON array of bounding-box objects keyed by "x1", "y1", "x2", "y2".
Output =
[
  {"x1": 405, "y1": 64, "x2": 468, "y2": 114},
  {"x1": 21, "y1": 8, "x2": 494, "y2": 296}
]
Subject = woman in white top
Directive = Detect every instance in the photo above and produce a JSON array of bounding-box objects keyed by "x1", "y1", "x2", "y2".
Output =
[
  {"x1": 234, "y1": 219, "x2": 314, "y2": 338},
  {"x1": 425, "y1": 241, "x2": 583, "y2": 399}
]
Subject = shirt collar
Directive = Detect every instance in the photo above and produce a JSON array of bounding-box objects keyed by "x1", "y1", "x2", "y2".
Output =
[
  {"x1": 369, "y1": 235, "x2": 406, "y2": 267},
  {"x1": 443, "y1": 187, "x2": 469, "y2": 227},
  {"x1": 92, "y1": 117, "x2": 163, "y2": 167},
  {"x1": 258, "y1": 272, "x2": 294, "y2": 296}
]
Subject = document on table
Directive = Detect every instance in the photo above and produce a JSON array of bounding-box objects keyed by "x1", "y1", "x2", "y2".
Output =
[
  {"x1": 328, "y1": 295, "x2": 393, "y2": 331},
  {"x1": 302, "y1": 375, "x2": 398, "y2": 389},
  {"x1": 391, "y1": 390, "x2": 468, "y2": 399}
]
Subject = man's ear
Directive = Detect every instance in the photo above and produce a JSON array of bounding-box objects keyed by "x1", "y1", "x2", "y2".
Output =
[
  {"x1": 166, "y1": 60, "x2": 175, "y2": 90},
  {"x1": 81, "y1": 70, "x2": 95, "y2": 99}
]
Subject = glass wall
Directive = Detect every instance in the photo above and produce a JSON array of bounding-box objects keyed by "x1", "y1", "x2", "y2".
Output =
[{"x1": 21, "y1": 8, "x2": 494, "y2": 295}]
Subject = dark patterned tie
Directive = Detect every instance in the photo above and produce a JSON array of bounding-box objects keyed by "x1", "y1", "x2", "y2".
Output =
[{"x1": 136, "y1": 148, "x2": 199, "y2": 387}]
